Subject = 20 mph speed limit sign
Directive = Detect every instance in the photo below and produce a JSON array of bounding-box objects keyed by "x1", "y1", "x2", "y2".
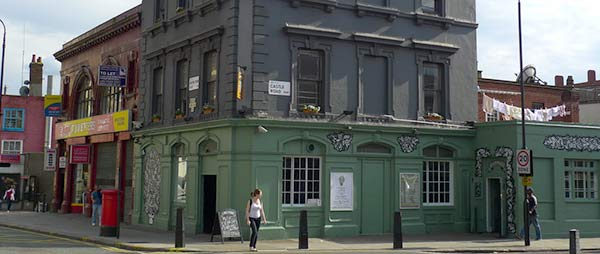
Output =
[{"x1": 516, "y1": 149, "x2": 533, "y2": 176}]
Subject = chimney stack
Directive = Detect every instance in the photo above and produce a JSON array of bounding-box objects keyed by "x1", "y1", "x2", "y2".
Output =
[
  {"x1": 555, "y1": 75, "x2": 564, "y2": 86},
  {"x1": 47, "y1": 75, "x2": 53, "y2": 95},
  {"x1": 588, "y1": 70, "x2": 596, "y2": 83},
  {"x1": 29, "y1": 54, "x2": 43, "y2": 96},
  {"x1": 566, "y1": 75, "x2": 574, "y2": 86}
]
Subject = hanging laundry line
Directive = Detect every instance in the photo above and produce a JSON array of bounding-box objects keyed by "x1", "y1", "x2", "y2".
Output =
[{"x1": 482, "y1": 93, "x2": 568, "y2": 121}]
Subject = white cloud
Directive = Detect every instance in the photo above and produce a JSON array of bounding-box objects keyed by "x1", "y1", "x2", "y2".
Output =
[
  {"x1": 1, "y1": 0, "x2": 140, "y2": 95},
  {"x1": 478, "y1": 0, "x2": 600, "y2": 85}
]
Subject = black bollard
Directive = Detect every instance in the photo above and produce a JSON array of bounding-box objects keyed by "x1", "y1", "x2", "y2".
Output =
[
  {"x1": 299, "y1": 210, "x2": 308, "y2": 249},
  {"x1": 569, "y1": 229, "x2": 580, "y2": 254},
  {"x1": 176, "y1": 207, "x2": 185, "y2": 248},
  {"x1": 393, "y1": 211, "x2": 403, "y2": 249}
]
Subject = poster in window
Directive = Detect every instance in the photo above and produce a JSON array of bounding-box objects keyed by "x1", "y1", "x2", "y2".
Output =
[
  {"x1": 399, "y1": 173, "x2": 420, "y2": 209},
  {"x1": 330, "y1": 172, "x2": 353, "y2": 211}
]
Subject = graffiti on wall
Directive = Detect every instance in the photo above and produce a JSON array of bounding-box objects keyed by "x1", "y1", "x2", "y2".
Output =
[
  {"x1": 495, "y1": 146, "x2": 516, "y2": 234},
  {"x1": 327, "y1": 132, "x2": 353, "y2": 152},
  {"x1": 543, "y1": 135, "x2": 600, "y2": 152},
  {"x1": 143, "y1": 148, "x2": 161, "y2": 224},
  {"x1": 475, "y1": 147, "x2": 491, "y2": 177}
]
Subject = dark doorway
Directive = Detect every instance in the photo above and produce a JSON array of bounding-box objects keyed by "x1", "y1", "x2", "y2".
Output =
[
  {"x1": 202, "y1": 175, "x2": 217, "y2": 233},
  {"x1": 488, "y1": 178, "x2": 501, "y2": 233}
]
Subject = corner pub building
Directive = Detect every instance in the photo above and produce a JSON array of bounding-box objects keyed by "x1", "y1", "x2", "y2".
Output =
[{"x1": 132, "y1": 0, "x2": 600, "y2": 239}]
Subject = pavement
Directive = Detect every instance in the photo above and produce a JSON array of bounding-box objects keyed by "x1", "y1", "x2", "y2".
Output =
[{"x1": 1, "y1": 211, "x2": 600, "y2": 253}]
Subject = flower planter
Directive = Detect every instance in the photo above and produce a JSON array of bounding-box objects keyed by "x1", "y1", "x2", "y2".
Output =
[{"x1": 175, "y1": 115, "x2": 184, "y2": 120}]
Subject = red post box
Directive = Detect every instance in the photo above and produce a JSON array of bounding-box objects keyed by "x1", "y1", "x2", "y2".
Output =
[{"x1": 100, "y1": 189, "x2": 118, "y2": 237}]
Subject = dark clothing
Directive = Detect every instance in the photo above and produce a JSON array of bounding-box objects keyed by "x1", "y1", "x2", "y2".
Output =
[
  {"x1": 249, "y1": 217, "x2": 261, "y2": 248},
  {"x1": 527, "y1": 195, "x2": 537, "y2": 216},
  {"x1": 92, "y1": 190, "x2": 102, "y2": 205}
]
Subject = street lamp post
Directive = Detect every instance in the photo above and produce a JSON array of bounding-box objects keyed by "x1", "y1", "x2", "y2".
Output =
[
  {"x1": 517, "y1": 0, "x2": 530, "y2": 247},
  {"x1": 0, "y1": 18, "x2": 6, "y2": 113}
]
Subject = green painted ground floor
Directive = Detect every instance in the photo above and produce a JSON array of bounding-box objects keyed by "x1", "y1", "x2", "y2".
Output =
[{"x1": 130, "y1": 119, "x2": 600, "y2": 239}]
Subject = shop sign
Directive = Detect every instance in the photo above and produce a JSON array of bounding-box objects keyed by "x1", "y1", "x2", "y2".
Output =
[
  {"x1": 0, "y1": 154, "x2": 20, "y2": 163},
  {"x1": 55, "y1": 110, "x2": 130, "y2": 139},
  {"x1": 59, "y1": 156, "x2": 67, "y2": 168},
  {"x1": 189, "y1": 76, "x2": 200, "y2": 91},
  {"x1": 44, "y1": 95, "x2": 62, "y2": 117},
  {"x1": 69, "y1": 145, "x2": 90, "y2": 164},
  {"x1": 330, "y1": 172, "x2": 353, "y2": 211},
  {"x1": 44, "y1": 149, "x2": 56, "y2": 171},
  {"x1": 98, "y1": 65, "x2": 127, "y2": 87}
]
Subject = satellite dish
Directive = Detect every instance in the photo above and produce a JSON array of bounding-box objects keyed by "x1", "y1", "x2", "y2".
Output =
[
  {"x1": 24, "y1": 80, "x2": 30, "y2": 85},
  {"x1": 517, "y1": 64, "x2": 537, "y2": 83},
  {"x1": 19, "y1": 86, "x2": 30, "y2": 96}
]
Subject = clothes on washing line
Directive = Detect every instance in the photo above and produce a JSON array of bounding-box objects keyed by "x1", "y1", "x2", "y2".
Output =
[{"x1": 482, "y1": 93, "x2": 567, "y2": 121}]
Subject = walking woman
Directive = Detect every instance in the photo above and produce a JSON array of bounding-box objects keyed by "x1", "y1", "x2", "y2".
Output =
[
  {"x1": 246, "y1": 189, "x2": 267, "y2": 252},
  {"x1": 3, "y1": 185, "x2": 15, "y2": 212}
]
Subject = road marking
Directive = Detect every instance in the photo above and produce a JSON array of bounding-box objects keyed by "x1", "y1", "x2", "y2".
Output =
[{"x1": 1, "y1": 227, "x2": 139, "y2": 253}]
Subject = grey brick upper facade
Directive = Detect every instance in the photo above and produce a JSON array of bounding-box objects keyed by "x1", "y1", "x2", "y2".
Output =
[{"x1": 140, "y1": 0, "x2": 478, "y2": 125}]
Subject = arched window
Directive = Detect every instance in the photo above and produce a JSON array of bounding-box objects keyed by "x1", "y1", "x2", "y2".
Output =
[
  {"x1": 200, "y1": 139, "x2": 218, "y2": 155},
  {"x1": 173, "y1": 143, "x2": 187, "y2": 203},
  {"x1": 357, "y1": 143, "x2": 391, "y2": 154},
  {"x1": 100, "y1": 86, "x2": 122, "y2": 114},
  {"x1": 76, "y1": 75, "x2": 93, "y2": 119},
  {"x1": 422, "y1": 145, "x2": 454, "y2": 206}
]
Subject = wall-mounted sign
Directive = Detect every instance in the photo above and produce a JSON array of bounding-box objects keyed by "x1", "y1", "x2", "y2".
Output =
[
  {"x1": 44, "y1": 149, "x2": 56, "y2": 171},
  {"x1": 98, "y1": 65, "x2": 127, "y2": 87},
  {"x1": 268, "y1": 80, "x2": 290, "y2": 96},
  {"x1": 69, "y1": 145, "x2": 90, "y2": 164},
  {"x1": 44, "y1": 95, "x2": 62, "y2": 117},
  {"x1": 399, "y1": 173, "x2": 420, "y2": 209},
  {"x1": 516, "y1": 149, "x2": 532, "y2": 176},
  {"x1": 189, "y1": 76, "x2": 200, "y2": 91},
  {"x1": 0, "y1": 154, "x2": 20, "y2": 163},
  {"x1": 330, "y1": 172, "x2": 353, "y2": 211},
  {"x1": 55, "y1": 110, "x2": 130, "y2": 139},
  {"x1": 59, "y1": 156, "x2": 67, "y2": 168}
]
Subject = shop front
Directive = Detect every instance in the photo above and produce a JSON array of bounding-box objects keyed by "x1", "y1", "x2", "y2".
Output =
[{"x1": 53, "y1": 110, "x2": 132, "y2": 217}]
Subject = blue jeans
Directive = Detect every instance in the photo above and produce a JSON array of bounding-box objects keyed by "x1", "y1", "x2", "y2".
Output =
[
  {"x1": 92, "y1": 204, "x2": 102, "y2": 225},
  {"x1": 249, "y1": 217, "x2": 261, "y2": 248},
  {"x1": 520, "y1": 214, "x2": 542, "y2": 240}
]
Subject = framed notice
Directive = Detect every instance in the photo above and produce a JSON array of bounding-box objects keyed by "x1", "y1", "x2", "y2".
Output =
[
  {"x1": 69, "y1": 145, "x2": 91, "y2": 164},
  {"x1": 330, "y1": 172, "x2": 353, "y2": 211},
  {"x1": 399, "y1": 173, "x2": 420, "y2": 209},
  {"x1": 44, "y1": 149, "x2": 56, "y2": 171}
]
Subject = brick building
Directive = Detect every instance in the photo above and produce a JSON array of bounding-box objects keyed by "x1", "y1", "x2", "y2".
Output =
[
  {"x1": 574, "y1": 70, "x2": 600, "y2": 124},
  {"x1": 52, "y1": 5, "x2": 140, "y2": 221},
  {"x1": 477, "y1": 72, "x2": 579, "y2": 123}
]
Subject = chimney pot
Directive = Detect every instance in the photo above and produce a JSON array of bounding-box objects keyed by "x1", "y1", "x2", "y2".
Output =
[
  {"x1": 477, "y1": 70, "x2": 482, "y2": 79},
  {"x1": 31, "y1": 54, "x2": 36, "y2": 63},
  {"x1": 567, "y1": 75, "x2": 574, "y2": 86},
  {"x1": 555, "y1": 75, "x2": 564, "y2": 86},
  {"x1": 588, "y1": 70, "x2": 596, "y2": 83}
]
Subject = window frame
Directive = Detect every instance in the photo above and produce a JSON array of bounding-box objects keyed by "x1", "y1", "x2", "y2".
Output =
[
  {"x1": 564, "y1": 160, "x2": 597, "y2": 200},
  {"x1": 417, "y1": 54, "x2": 450, "y2": 120},
  {"x1": 282, "y1": 156, "x2": 322, "y2": 207},
  {"x1": 203, "y1": 51, "x2": 218, "y2": 108},
  {"x1": 485, "y1": 110, "x2": 500, "y2": 122},
  {"x1": 422, "y1": 160, "x2": 454, "y2": 206},
  {"x1": 100, "y1": 86, "x2": 122, "y2": 114},
  {"x1": 175, "y1": 59, "x2": 189, "y2": 115},
  {"x1": 76, "y1": 76, "x2": 94, "y2": 119},
  {"x1": 2, "y1": 108, "x2": 25, "y2": 132},
  {"x1": 152, "y1": 67, "x2": 164, "y2": 118},
  {"x1": 421, "y1": 0, "x2": 445, "y2": 16},
  {"x1": 155, "y1": 0, "x2": 165, "y2": 22},
  {"x1": 423, "y1": 62, "x2": 444, "y2": 115},
  {"x1": 296, "y1": 49, "x2": 324, "y2": 112},
  {"x1": 173, "y1": 144, "x2": 187, "y2": 203},
  {"x1": 1, "y1": 140, "x2": 23, "y2": 155}
]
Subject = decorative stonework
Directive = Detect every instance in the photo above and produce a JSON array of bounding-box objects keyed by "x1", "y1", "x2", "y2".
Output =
[
  {"x1": 327, "y1": 132, "x2": 353, "y2": 152},
  {"x1": 397, "y1": 136, "x2": 419, "y2": 153},
  {"x1": 475, "y1": 147, "x2": 491, "y2": 177},
  {"x1": 143, "y1": 148, "x2": 161, "y2": 224},
  {"x1": 495, "y1": 146, "x2": 516, "y2": 234},
  {"x1": 543, "y1": 135, "x2": 600, "y2": 152}
]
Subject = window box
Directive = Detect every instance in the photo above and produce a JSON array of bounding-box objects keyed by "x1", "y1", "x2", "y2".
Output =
[
  {"x1": 301, "y1": 105, "x2": 321, "y2": 114},
  {"x1": 202, "y1": 104, "x2": 215, "y2": 114},
  {"x1": 152, "y1": 114, "x2": 161, "y2": 123}
]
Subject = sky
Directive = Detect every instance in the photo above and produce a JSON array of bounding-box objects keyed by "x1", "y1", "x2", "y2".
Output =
[{"x1": 0, "y1": 1, "x2": 599, "y2": 95}]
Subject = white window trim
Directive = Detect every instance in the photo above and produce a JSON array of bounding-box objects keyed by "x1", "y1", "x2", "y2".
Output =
[
  {"x1": 1, "y1": 140, "x2": 23, "y2": 154},
  {"x1": 282, "y1": 156, "x2": 322, "y2": 208},
  {"x1": 485, "y1": 110, "x2": 500, "y2": 122},
  {"x1": 422, "y1": 160, "x2": 454, "y2": 206},
  {"x1": 564, "y1": 160, "x2": 598, "y2": 200}
]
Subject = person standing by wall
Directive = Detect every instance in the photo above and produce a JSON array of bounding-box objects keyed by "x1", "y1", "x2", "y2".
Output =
[
  {"x1": 245, "y1": 189, "x2": 267, "y2": 252},
  {"x1": 3, "y1": 185, "x2": 16, "y2": 212},
  {"x1": 519, "y1": 187, "x2": 542, "y2": 240},
  {"x1": 91, "y1": 186, "x2": 102, "y2": 226}
]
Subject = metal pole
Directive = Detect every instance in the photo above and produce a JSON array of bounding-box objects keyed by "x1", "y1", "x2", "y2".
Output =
[
  {"x1": 518, "y1": 0, "x2": 530, "y2": 247},
  {"x1": 393, "y1": 211, "x2": 403, "y2": 249},
  {"x1": 0, "y1": 19, "x2": 6, "y2": 129}
]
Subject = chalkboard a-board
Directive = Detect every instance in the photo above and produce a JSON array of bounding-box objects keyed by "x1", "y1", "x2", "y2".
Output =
[{"x1": 210, "y1": 208, "x2": 244, "y2": 243}]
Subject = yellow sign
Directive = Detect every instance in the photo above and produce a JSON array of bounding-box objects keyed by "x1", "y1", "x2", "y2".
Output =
[
  {"x1": 55, "y1": 110, "x2": 130, "y2": 139},
  {"x1": 44, "y1": 95, "x2": 62, "y2": 117},
  {"x1": 522, "y1": 176, "x2": 533, "y2": 186}
]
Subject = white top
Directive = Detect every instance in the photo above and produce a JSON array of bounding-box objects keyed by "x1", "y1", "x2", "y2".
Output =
[{"x1": 249, "y1": 199, "x2": 262, "y2": 219}]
